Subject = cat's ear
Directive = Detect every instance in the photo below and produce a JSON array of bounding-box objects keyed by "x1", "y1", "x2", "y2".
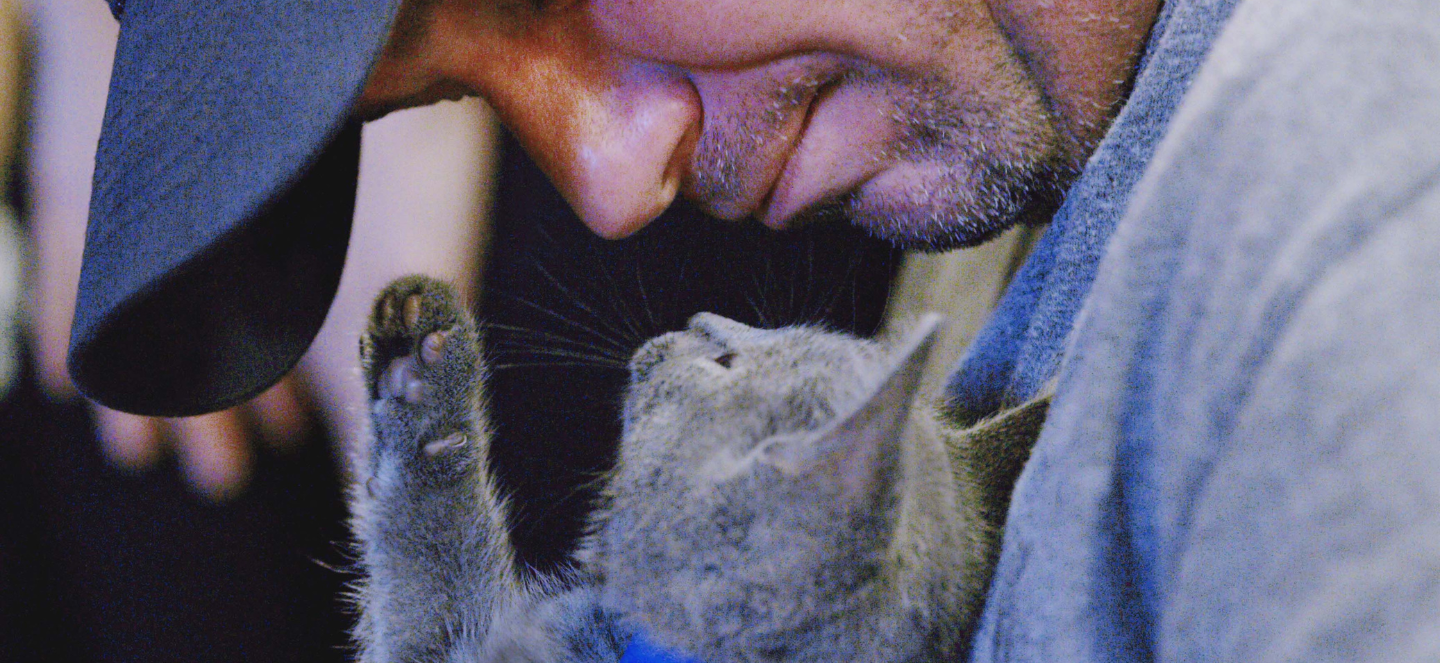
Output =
[{"x1": 764, "y1": 314, "x2": 942, "y2": 504}]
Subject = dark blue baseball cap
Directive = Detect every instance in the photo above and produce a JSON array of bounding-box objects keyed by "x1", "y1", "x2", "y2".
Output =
[{"x1": 69, "y1": 0, "x2": 406, "y2": 416}]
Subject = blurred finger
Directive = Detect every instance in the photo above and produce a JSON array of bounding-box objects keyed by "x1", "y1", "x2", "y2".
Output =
[
  {"x1": 30, "y1": 257, "x2": 79, "y2": 400},
  {"x1": 167, "y1": 410, "x2": 253, "y2": 502},
  {"x1": 249, "y1": 375, "x2": 312, "y2": 453},
  {"x1": 93, "y1": 403, "x2": 163, "y2": 471},
  {"x1": 26, "y1": 0, "x2": 118, "y2": 402}
]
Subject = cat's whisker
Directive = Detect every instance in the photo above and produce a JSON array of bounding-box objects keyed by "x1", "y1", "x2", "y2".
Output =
[
  {"x1": 491, "y1": 339, "x2": 631, "y2": 365},
  {"x1": 491, "y1": 360, "x2": 628, "y2": 372},
  {"x1": 806, "y1": 235, "x2": 816, "y2": 317},
  {"x1": 499, "y1": 228, "x2": 638, "y2": 348},
  {"x1": 491, "y1": 347, "x2": 630, "y2": 370},
  {"x1": 849, "y1": 249, "x2": 865, "y2": 332},
  {"x1": 777, "y1": 246, "x2": 800, "y2": 324},
  {"x1": 528, "y1": 259, "x2": 644, "y2": 349},
  {"x1": 487, "y1": 338, "x2": 630, "y2": 361},
  {"x1": 509, "y1": 471, "x2": 614, "y2": 541},
  {"x1": 482, "y1": 320, "x2": 620, "y2": 347},
  {"x1": 674, "y1": 239, "x2": 691, "y2": 290},
  {"x1": 743, "y1": 291, "x2": 768, "y2": 328},
  {"x1": 748, "y1": 268, "x2": 773, "y2": 328},
  {"x1": 504, "y1": 295, "x2": 633, "y2": 352},
  {"x1": 804, "y1": 237, "x2": 835, "y2": 326},
  {"x1": 807, "y1": 247, "x2": 856, "y2": 327},
  {"x1": 634, "y1": 261, "x2": 661, "y2": 333},
  {"x1": 763, "y1": 249, "x2": 782, "y2": 324},
  {"x1": 492, "y1": 346, "x2": 630, "y2": 368},
  {"x1": 483, "y1": 319, "x2": 618, "y2": 343},
  {"x1": 487, "y1": 325, "x2": 629, "y2": 354},
  {"x1": 575, "y1": 232, "x2": 649, "y2": 343},
  {"x1": 482, "y1": 322, "x2": 632, "y2": 361}
]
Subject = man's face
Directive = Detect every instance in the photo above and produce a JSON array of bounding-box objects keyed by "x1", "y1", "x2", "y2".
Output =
[{"x1": 360, "y1": 0, "x2": 1159, "y2": 249}]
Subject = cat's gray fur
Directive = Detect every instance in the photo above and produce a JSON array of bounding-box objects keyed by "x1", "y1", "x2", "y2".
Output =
[{"x1": 351, "y1": 275, "x2": 1038, "y2": 662}]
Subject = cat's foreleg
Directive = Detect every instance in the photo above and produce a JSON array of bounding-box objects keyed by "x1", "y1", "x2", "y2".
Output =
[{"x1": 351, "y1": 276, "x2": 517, "y2": 662}]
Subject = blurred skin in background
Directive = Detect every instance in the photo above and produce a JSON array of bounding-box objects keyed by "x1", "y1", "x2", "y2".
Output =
[
  {"x1": 26, "y1": 0, "x2": 495, "y2": 499},
  {"x1": 0, "y1": 0, "x2": 20, "y2": 396}
]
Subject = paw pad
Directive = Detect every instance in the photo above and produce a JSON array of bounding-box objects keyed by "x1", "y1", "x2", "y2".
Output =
[
  {"x1": 363, "y1": 276, "x2": 472, "y2": 405},
  {"x1": 380, "y1": 355, "x2": 427, "y2": 404}
]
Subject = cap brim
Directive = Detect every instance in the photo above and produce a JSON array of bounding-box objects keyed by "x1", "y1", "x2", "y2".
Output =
[{"x1": 70, "y1": 0, "x2": 402, "y2": 416}]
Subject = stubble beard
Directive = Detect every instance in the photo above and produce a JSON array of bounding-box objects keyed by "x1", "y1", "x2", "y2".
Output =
[
  {"x1": 690, "y1": 47, "x2": 1081, "y2": 252},
  {"x1": 837, "y1": 66, "x2": 1078, "y2": 251}
]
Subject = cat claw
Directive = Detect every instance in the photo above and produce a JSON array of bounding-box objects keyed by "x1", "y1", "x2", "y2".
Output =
[
  {"x1": 421, "y1": 330, "x2": 448, "y2": 365},
  {"x1": 377, "y1": 294, "x2": 397, "y2": 328},
  {"x1": 423, "y1": 433, "x2": 468, "y2": 457},
  {"x1": 403, "y1": 293, "x2": 423, "y2": 329}
]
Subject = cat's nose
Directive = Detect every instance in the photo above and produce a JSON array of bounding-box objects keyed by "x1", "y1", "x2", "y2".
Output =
[
  {"x1": 687, "y1": 313, "x2": 754, "y2": 343},
  {"x1": 628, "y1": 335, "x2": 671, "y2": 382}
]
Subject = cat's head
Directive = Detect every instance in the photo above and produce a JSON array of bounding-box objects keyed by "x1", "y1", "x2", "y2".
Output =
[{"x1": 594, "y1": 312, "x2": 939, "y2": 657}]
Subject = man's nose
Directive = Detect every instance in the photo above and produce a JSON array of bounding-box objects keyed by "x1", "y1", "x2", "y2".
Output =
[
  {"x1": 465, "y1": 15, "x2": 701, "y2": 238},
  {"x1": 542, "y1": 63, "x2": 700, "y2": 239}
]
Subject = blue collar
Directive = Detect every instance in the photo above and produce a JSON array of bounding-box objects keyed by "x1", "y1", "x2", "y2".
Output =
[{"x1": 620, "y1": 632, "x2": 703, "y2": 663}]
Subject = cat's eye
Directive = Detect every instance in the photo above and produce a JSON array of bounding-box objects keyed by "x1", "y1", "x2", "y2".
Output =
[{"x1": 713, "y1": 351, "x2": 736, "y2": 368}]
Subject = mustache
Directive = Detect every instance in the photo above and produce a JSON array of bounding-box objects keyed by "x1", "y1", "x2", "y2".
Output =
[{"x1": 684, "y1": 59, "x2": 865, "y2": 216}]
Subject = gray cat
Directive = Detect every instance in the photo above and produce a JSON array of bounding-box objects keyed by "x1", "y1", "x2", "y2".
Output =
[{"x1": 350, "y1": 275, "x2": 1042, "y2": 663}]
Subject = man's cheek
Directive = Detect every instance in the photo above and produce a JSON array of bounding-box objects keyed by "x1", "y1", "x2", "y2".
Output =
[
  {"x1": 588, "y1": 0, "x2": 805, "y2": 65},
  {"x1": 587, "y1": 0, "x2": 852, "y2": 65},
  {"x1": 586, "y1": 0, "x2": 928, "y2": 70}
]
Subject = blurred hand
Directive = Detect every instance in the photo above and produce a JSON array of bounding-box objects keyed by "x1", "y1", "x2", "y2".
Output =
[
  {"x1": 89, "y1": 376, "x2": 312, "y2": 501},
  {"x1": 34, "y1": 309, "x2": 313, "y2": 501}
]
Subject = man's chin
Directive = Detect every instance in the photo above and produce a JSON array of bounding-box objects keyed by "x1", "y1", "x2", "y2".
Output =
[
  {"x1": 847, "y1": 205, "x2": 1023, "y2": 252},
  {"x1": 793, "y1": 162, "x2": 1068, "y2": 253}
]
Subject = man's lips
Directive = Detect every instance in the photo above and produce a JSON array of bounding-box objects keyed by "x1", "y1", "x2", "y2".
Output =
[
  {"x1": 756, "y1": 81, "x2": 895, "y2": 228},
  {"x1": 684, "y1": 55, "x2": 893, "y2": 226}
]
